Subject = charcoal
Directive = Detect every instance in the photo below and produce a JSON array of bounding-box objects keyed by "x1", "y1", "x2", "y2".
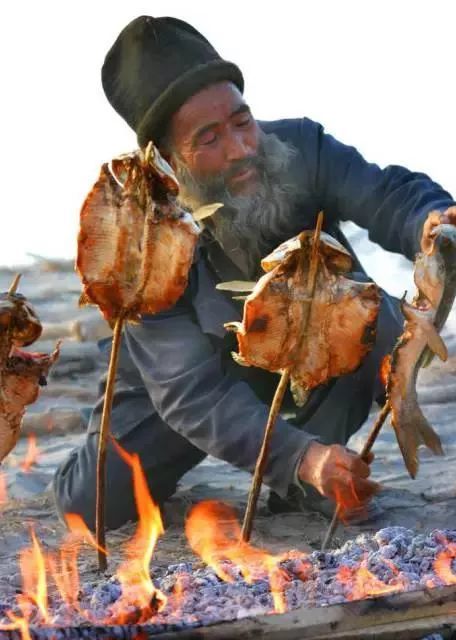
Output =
[{"x1": 1, "y1": 527, "x2": 456, "y2": 634}]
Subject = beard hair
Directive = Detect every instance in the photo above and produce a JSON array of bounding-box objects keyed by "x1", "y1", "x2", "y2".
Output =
[{"x1": 171, "y1": 131, "x2": 303, "y2": 278}]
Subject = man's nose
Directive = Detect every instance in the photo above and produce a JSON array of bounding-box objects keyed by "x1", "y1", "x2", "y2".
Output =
[{"x1": 224, "y1": 132, "x2": 252, "y2": 163}]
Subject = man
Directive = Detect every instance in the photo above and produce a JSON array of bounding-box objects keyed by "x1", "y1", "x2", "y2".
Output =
[{"x1": 53, "y1": 15, "x2": 456, "y2": 530}]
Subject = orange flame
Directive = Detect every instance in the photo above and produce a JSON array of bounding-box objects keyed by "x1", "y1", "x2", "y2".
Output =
[
  {"x1": 109, "y1": 438, "x2": 167, "y2": 623},
  {"x1": 434, "y1": 542, "x2": 456, "y2": 584},
  {"x1": 0, "y1": 472, "x2": 7, "y2": 507},
  {"x1": 379, "y1": 355, "x2": 391, "y2": 388},
  {"x1": 20, "y1": 434, "x2": 40, "y2": 473},
  {"x1": 17, "y1": 528, "x2": 50, "y2": 624},
  {"x1": 185, "y1": 500, "x2": 296, "y2": 614},
  {"x1": 337, "y1": 557, "x2": 407, "y2": 600}
]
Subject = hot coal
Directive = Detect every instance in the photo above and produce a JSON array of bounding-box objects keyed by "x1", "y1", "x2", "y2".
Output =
[{"x1": 0, "y1": 527, "x2": 455, "y2": 636}]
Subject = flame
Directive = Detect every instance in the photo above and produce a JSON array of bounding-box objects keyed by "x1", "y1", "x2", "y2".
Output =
[
  {"x1": 337, "y1": 557, "x2": 407, "y2": 600},
  {"x1": 434, "y1": 542, "x2": 456, "y2": 584},
  {"x1": 185, "y1": 500, "x2": 296, "y2": 613},
  {"x1": 379, "y1": 354, "x2": 391, "y2": 388},
  {"x1": 20, "y1": 434, "x2": 40, "y2": 473},
  {"x1": 17, "y1": 528, "x2": 50, "y2": 624},
  {"x1": 0, "y1": 471, "x2": 7, "y2": 507},
  {"x1": 109, "y1": 438, "x2": 167, "y2": 622}
]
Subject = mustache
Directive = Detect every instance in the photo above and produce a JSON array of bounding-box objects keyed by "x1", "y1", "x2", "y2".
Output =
[{"x1": 222, "y1": 156, "x2": 260, "y2": 181}]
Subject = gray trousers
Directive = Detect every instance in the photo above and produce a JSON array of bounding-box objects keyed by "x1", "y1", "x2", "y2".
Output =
[{"x1": 53, "y1": 294, "x2": 403, "y2": 531}]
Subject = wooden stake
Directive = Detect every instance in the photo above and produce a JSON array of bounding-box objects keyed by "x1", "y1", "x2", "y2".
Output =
[
  {"x1": 8, "y1": 273, "x2": 22, "y2": 296},
  {"x1": 241, "y1": 212, "x2": 324, "y2": 542},
  {"x1": 321, "y1": 400, "x2": 391, "y2": 551},
  {"x1": 95, "y1": 313, "x2": 125, "y2": 571}
]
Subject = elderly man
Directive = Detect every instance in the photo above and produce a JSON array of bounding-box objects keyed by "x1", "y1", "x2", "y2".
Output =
[{"x1": 53, "y1": 15, "x2": 456, "y2": 530}]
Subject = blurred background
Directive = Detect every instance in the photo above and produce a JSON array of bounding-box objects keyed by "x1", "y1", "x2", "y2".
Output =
[{"x1": 1, "y1": 0, "x2": 455, "y2": 297}]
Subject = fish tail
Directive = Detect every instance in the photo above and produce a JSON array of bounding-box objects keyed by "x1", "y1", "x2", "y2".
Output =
[{"x1": 417, "y1": 417, "x2": 444, "y2": 456}]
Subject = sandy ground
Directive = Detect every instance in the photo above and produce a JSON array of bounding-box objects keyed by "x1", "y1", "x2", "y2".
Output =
[{"x1": 0, "y1": 226, "x2": 455, "y2": 595}]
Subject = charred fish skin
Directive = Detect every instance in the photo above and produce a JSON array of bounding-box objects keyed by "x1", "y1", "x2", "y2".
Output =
[
  {"x1": 387, "y1": 222, "x2": 456, "y2": 479},
  {"x1": 226, "y1": 231, "x2": 381, "y2": 404},
  {"x1": 77, "y1": 144, "x2": 199, "y2": 324}
]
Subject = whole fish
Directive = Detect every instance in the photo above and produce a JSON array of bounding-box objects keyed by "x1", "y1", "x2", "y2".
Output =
[{"x1": 387, "y1": 222, "x2": 456, "y2": 478}]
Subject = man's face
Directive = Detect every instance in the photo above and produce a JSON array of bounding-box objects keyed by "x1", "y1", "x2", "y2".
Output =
[{"x1": 168, "y1": 82, "x2": 261, "y2": 195}]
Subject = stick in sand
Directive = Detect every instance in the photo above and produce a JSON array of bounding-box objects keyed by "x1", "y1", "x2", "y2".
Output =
[
  {"x1": 241, "y1": 212, "x2": 324, "y2": 543},
  {"x1": 95, "y1": 312, "x2": 125, "y2": 571},
  {"x1": 321, "y1": 400, "x2": 391, "y2": 551}
]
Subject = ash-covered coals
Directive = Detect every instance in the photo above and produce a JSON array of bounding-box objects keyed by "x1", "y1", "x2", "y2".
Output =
[{"x1": 1, "y1": 527, "x2": 456, "y2": 634}]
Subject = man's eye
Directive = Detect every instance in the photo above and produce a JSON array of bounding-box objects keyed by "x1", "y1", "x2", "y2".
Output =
[
  {"x1": 199, "y1": 132, "x2": 217, "y2": 146},
  {"x1": 235, "y1": 117, "x2": 251, "y2": 128}
]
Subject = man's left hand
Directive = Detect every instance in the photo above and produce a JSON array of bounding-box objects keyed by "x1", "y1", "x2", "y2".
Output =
[{"x1": 421, "y1": 206, "x2": 456, "y2": 254}]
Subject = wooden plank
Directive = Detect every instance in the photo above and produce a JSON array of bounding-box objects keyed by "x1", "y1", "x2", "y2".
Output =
[{"x1": 150, "y1": 583, "x2": 456, "y2": 640}]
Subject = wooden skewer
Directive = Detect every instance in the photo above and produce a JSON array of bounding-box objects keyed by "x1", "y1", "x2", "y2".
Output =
[
  {"x1": 241, "y1": 212, "x2": 324, "y2": 542},
  {"x1": 95, "y1": 313, "x2": 125, "y2": 571},
  {"x1": 321, "y1": 400, "x2": 391, "y2": 551},
  {"x1": 8, "y1": 273, "x2": 21, "y2": 296}
]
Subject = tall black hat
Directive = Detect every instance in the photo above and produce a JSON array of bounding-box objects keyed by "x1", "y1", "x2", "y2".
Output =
[{"x1": 102, "y1": 16, "x2": 244, "y2": 147}]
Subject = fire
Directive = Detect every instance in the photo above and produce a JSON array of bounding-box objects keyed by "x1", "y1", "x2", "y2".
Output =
[
  {"x1": 0, "y1": 471, "x2": 7, "y2": 507},
  {"x1": 337, "y1": 557, "x2": 407, "y2": 601},
  {"x1": 108, "y1": 438, "x2": 167, "y2": 622},
  {"x1": 185, "y1": 500, "x2": 296, "y2": 613},
  {"x1": 434, "y1": 542, "x2": 456, "y2": 584},
  {"x1": 17, "y1": 528, "x2": 50, "y2": 624},
  {"x1": 379, "y1": 354, "x2": 391, "y2": 387},
  {"x1": 20, "y1": 434, "x2": 40, "y2": 473}
]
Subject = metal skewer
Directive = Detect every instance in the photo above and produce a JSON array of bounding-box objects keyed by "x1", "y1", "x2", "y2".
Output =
[
  {"x1": 321, "y1": 400, "x2": 391, "y2": 551},
  {"x1": 241, "y1": 212, "x2": 324, "y2": 542}
]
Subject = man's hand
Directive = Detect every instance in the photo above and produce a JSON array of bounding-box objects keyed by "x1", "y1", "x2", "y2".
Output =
[
  {"x1": 421, "y1": 206, "x2": 456, "y2": 254},
  {"x1": 298, "y1": 442, "x2": 379, "y2": 513}
]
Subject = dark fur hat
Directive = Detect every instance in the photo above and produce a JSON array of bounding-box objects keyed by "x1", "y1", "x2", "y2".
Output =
[{"x1": 102, "y1": 15, "x2": 244, "y2": 147}]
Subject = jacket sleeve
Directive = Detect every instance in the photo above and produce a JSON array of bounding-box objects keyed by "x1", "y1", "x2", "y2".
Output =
[
  {"x1": 300, "y1": 119, "x2": 456, "y2": 261},
  {"x1": 123, "y1": 267, "x2": 316, "y2": 498}
]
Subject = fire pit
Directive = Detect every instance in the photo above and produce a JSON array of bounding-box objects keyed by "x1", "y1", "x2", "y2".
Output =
[{"x1": 1, "y1": 442, "x2": 455, "y2": 640}]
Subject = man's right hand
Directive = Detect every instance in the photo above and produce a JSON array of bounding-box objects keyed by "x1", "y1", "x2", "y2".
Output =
[{"x1": 298, "y1": 442, "x2": 380, "y2": 512}]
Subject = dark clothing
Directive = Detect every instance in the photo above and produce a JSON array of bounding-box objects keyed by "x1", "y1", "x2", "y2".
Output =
[{"x1": 53, "y1": 117, "x2": 455, "y2": 529}]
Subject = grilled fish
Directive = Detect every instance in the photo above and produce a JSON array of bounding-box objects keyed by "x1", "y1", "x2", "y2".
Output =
[
  {"x1": 387, "y1": 222, "x2": 456, "y2": 478},
  {"x1": 77, "y1": 143, "x2": 200, "y2": 323},
  {"x1": 0, "y1": 344, "x2": 60, "y2": 463},
  {"x1": 225, "y1": 231, "x2": 381, "y2": 405}
]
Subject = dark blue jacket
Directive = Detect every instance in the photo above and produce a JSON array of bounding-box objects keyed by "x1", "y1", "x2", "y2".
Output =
[{"x1": 88, "y1": 117, "x2": 455, "y2": 498}]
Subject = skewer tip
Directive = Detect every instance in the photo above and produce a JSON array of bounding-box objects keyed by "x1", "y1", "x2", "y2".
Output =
[{"x1": 8, "y1": 273, "x2": 22, "y2": 296}]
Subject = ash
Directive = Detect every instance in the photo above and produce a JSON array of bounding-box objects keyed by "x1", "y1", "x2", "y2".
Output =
[{"x1": 1, "y1": 527, "x2": 455, "y2": 635}]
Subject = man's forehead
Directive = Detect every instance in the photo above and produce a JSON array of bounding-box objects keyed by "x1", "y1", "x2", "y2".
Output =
[{"x1": 170, "y1": 82, "x2": 249, "y2": 142}]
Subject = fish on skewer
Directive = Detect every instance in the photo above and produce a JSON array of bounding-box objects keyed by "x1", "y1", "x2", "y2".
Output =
[
  {"x1": 76, "y1": 141, "x2": 204, "y2": 570},
  {"x1": 0, "y1": 278, "x2": 59, "y2": 463},
  {"x1": 224, "y1": 230, "x2": 381, "y2": 405},
  {"x1": 0, "y1": 344, "x2": 60, "y2": 462},
  {"x1": 77, "y1": 143, "x2": 200, "y2": 324},
  {"x1": 387, "y1": 221, "x2": 456, "y2": 478}
]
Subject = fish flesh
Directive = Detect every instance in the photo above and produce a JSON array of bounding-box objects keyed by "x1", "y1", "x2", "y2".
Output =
[
  {"x1": 387, "y1": 222, "x2": 456, "y2": 478},
  {"x1": 77, "y1": 143, "x2": 200, "y2": 323},
  {"x1": 0, "y1": 344, "x2": 60, "y2": 463},
  {"x1": 225, "y1": 231, "x2": 381, "y2": 405}
]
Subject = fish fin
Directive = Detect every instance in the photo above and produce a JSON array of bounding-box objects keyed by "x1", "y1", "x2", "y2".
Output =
[
  {"x1": 231, "y1": 351, "x2": 250, "y2": 367},
  {"x1": 78, "y1": 292, "x2": 90, "y2": 307},
  {"x1": 418, "y1": 419, "x2": 444, "y2": 456},
  {"x1": 216, "y1": 281, "x2": 256, "y2": 292},
  {"x1": 192, "y1": 202, "x2": 224, "y2": 221},
  {"x1": 224, "y1": 321, "x2": 243, "y2": 333},
  {"x1": 402, "y1": 302, "x2": 448, "y2": 361},
  {"x1": 420, "y1": 346, "x2": 435, "y2": 368}
]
